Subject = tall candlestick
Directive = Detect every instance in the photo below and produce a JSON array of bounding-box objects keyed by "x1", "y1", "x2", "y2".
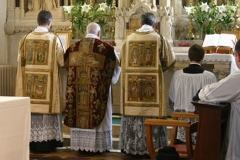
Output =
[
  {"x1": 112, "y1": 0, "x2": 116, "y2": 7},
  {"x1": 185, "y1": 0, "x2": 194, "y2": 39},
  {"x1": 234, "y1": 0, "x2": 239, "y2": 31},
  {"x1": 111, "y1": 0, "x2": 116, "y2": 42},
  {"x1": 189, "y1": 0, "x2": 193, "y2": 6}
]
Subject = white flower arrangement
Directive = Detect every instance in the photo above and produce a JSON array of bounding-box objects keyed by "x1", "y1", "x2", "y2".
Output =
[
  {"x1": 63, "y1": 2, "x2": 113, "y2": 38},
  {"x1": 185, "y1": 2, "x2": 238, "y2": 34}
]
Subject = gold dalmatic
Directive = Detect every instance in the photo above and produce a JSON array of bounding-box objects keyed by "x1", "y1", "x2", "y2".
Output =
[
  {"x1": 121, "y1": 39, "x2": 163, "y2": 117},
  {"x1": 24, "y1": 39, "x2": 50, "y2": 99},
  {"x1": 15, "y1": 32, "x2": 63, "y2": 114},
  {"x1": 23, "y1": 38, "x2": 55, "y2": 113}
]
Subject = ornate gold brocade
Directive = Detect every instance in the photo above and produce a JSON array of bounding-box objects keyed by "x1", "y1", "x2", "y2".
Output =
[
  {"x1": 15, "y1": 31, "x2": 64, "y2": 114},
  {"x1": 71, "y1": 51, "x2": 107, "y2": 129},
  {"x1": 122, "y1": 40, "x2": 163, "y2": 117},
  {"x1": 25, "y1": 73, "x2": 48, "y2": 99},
  {"x1": 128, "y1": 41, "x2": 157, "y2": 68},
  {"x1": 127, "y1": 74, "x2": 157, "y2": 102},
  {"x1": 64, "y1": 38, "x2": 116, "y2": 129},
  {"x1": 21, "y1": 37, "x2": 57, "y2": 113},
  {"x1": 69, "y1": 52, "x2": 105, "y2": 69},
  {"x1": 25, "y1": 39, "x2": 49, "y2": 65}
]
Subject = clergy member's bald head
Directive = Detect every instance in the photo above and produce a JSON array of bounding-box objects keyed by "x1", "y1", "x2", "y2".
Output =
[{"x1": 86, "y1": 22, "x2": 101, "y2": 37}]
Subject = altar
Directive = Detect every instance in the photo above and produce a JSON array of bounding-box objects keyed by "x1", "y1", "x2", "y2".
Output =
[
  {"x1": 173, "y1": 47, "x2": 239, "y2": 80},
  {"x1": 0, "y1": 96, "x2": 30, "y2": 160}
]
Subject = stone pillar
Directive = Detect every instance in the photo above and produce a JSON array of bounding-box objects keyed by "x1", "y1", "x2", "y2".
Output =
[
  {"x1": 146, "y1": 0, "x2": 152, "y2": 5},
  {"x1": 173, "y1": 0, "x2": 182, "y2": 22},
  {"x1": 56, "y1": 0, "x2": 60, "y2": 7},
  {"x1": 118, "y1": 0, "x2": 122, "y2": 8},
  {"x1": 64, "y1": 0, "x2": 68, "y2": 5},
  {"x1": 15, "y1": 7, "x2": 20, "y2": 21},
  {"x1": 5, "y1": 0, "x2": 15, "y2": 35},
  {"x1": 153, "y1": 0, "x2": 156, "y2": 6},
  {"x1": 118, "y1": 0, "x2": 131, "y2": 8},
  {"x1": 8, "y1": 0, "x2": 15, "y2": 20},
  {"x1": 0, "y1": 0, "x2": 8, "y2": 65},
  {"x1": 160, "y1": 0, "x2": 170, "y2": 6},
  {"x1": 20, "y1": 0, "x2": 24, "y2": 18}
]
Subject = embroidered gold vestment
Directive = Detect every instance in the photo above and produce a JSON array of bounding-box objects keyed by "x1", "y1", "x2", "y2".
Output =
[
  {"x1": 64, "y1": 38, "x2": 116, "y2": 129},
  {"x1": 120, "y1": 31, "x2": 175, "y2": 117},
  {"x1": 15, "y1": 32, "x2": 64, "y2": 114}
]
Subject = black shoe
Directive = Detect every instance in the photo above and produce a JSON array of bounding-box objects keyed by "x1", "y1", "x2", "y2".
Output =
[{"x1": 176, "y1": 139, "x2": 185, "y2": 144}]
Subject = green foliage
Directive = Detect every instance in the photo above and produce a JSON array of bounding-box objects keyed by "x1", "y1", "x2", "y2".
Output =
[
  {"x1": 105, "y1": 0, "x2": 113, "y2": 6},
  {"x1": 185, "y1": 2, "x2": 237, "y2": 34},
  {"x1": 64, "y1": 1, "x2": 113, "y2": 37},
  {"x1": 217, "y1": 4, "x2": 237, "y2": 30}
]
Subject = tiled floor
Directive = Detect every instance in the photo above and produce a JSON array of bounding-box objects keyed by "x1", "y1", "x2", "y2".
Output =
[{"x1": 30, "y1": 147, "x2": 151, "y2": 160}]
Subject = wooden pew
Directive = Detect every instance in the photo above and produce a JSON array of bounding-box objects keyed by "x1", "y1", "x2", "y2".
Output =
[{"x1": 192, "y1": 101, "x2": 230, "y2": 160}]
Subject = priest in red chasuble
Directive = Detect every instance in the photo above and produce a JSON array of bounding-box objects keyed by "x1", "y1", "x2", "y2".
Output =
[
  {"x1": 15, "y1": 10, "x2": 64, "y2": 152},
  {"x1": 119, "y1": 12, "x2": 175, "y2": 156},
  {"x1": 64, "y1": 22, "x2": 121, "y2": 153}
]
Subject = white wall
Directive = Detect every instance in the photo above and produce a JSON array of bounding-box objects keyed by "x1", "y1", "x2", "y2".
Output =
[{"x1": 0, "y1": 0, "x2": 7, "y2": 65}]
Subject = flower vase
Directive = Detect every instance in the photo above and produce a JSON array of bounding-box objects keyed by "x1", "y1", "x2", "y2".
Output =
[
  {"x1": 195, "y1": 29, "x2": 203, "y2": 40},
  {"x1": 75, "y1": 28, "x2": 85, "y2": 40},
  {"x1": 222, "y1": 24, "x2": 229, "y2": 31},
  {"x1": 195, "y1": 27, "x2": 204, "y2": 40}
]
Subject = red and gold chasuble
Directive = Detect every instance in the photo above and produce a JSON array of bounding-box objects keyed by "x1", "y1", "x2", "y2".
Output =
[{"x1": 64, "y1": 38, "x2": 116, "y2": 129}]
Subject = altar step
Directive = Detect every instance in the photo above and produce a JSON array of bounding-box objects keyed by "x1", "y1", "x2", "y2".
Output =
[{"x1": 62, "y1": 122, "x2": 173, "y2": 149}]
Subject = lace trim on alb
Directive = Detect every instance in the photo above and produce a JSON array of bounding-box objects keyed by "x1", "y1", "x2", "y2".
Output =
[
  {"x1": 30, "y1": 114, "x2": 63, "y2": 142},
  {"x1": 70, "y1": 129, "x2": 112, "y2": 152}
]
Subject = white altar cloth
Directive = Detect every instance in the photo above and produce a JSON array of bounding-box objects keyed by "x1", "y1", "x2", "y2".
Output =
[
  {"x1": 175, "y1": 53, "x2": 239, "y2": 73},
  {"x1": 0, "y1": 96, "x2": 30, "y2": 160}
]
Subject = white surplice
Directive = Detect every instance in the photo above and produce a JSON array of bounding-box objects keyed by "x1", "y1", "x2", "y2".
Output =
[
  {"x1": 170, "y1": 70, "x2": 217, "y2": 112},
  {"x1": 199, "y1": 70, "x2": 240, "y2": 160},
  {"x1": 169, "y1": 69, "x2": 217, "y2": 142},
  {"x1": 70, "y1": 33, "x2": 121, "y2": 152}
]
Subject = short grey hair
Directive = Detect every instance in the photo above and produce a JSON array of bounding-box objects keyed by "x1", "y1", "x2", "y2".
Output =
[
  {"x1": 140, "y1": 12, "x2": 156, "y2": 26},
  {"x1": 37, "y1": 10, "x2": 52, "y2": 26},
  {"x1": 86, "y1": 22, "x2": 101, "y2": 35}
]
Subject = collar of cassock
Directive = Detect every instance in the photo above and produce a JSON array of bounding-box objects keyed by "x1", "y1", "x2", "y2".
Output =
[{"x1": 136, "y1": 25, "x2": 154, "y2": 32}]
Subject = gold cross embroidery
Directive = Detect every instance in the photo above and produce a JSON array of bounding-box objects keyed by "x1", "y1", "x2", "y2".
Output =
[
  {"x1": 98, "y1": 43, "x2": 105, "y2": 52},
  {"x1": 70, "y1": 57, "x2": 76, "y2": 64}
]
